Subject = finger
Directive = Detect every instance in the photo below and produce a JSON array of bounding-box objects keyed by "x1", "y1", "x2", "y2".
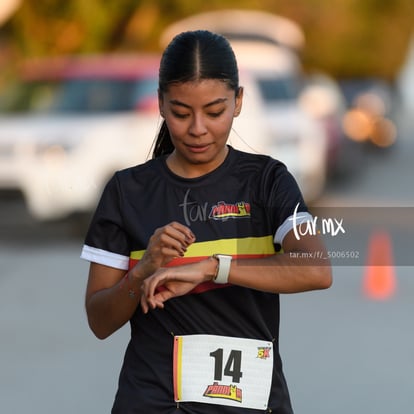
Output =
[
  {"x1": 148, "y1": 288, "x2": 176, "y2": 310},
  {"x1": 154, "y1": 289, "x2": 174, "y2": 304},
  {"x1": 143, "y1": 286, "x2": 165, "y2": 310},
  {"x1": 145, "y1": 273, "x2": 165, "y2": 299},
  {"x1": 150, "y1": 295, "x2": 165, "y2": 310},
  {"x1": 149, "y1": 224, "x2": 195, "y2": 263},
  {"x1": 141, "y1": 289, "x2": 165, "y2": 312},
  {"x1": 165, "y1": 222, "x2": 196, "y2": 246},
  {"x1": 143, "y1": 238, "x2": 186, "y2": 269},
  {"x1": 160, "y1": 245, "x2": 187, "y2": 259},
  {"x1": 149, "y1": 230, "x2": 186, "y2": 258},
  {"x1": 169, "y1": 221, "x2": 194, "y2": 235},
  {"x1": 140, "y1": 293, "x2": 149, "y2": 314},
  {"x1": 140, "y1": 279, "x2": 154, "y2": 313}
]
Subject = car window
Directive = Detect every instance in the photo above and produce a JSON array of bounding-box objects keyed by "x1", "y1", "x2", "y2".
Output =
[
  {"x1": 0, "y1": 81, "x2": 59, "y2": 113},
  {"x1": 256, "y1": 76, "x2": 301, "y2": 102},
  {"x1": 54, "y1": 78, "x2": 158, "y2": 112},
  {"x1": 0, "y1": 77, "x2": 159, "y2": 114}
]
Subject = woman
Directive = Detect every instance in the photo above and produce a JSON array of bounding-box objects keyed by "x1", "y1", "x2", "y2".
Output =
[{"x1": 81, "y1": 30, "x2": 332, "y2": 413}]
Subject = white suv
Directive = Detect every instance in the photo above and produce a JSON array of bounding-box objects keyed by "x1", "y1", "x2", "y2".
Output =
[{"x1": 0, "y1": 55, "x2": 161, "y2": 220}]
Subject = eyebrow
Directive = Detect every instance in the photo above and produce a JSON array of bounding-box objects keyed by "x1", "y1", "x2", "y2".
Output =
[{"x1": 169, "y1": 97, "x2": 228, "y2": 109}]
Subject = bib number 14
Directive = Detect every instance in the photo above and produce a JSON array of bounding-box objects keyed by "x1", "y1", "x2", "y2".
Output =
[{"x1": 173, "y1": 334, "x2": 274, "y2": 410}]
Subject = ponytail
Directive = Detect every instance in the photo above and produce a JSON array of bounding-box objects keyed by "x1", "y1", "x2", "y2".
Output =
[{"x1": 152, "y1": 120, "x2": 175, "y2": 158}]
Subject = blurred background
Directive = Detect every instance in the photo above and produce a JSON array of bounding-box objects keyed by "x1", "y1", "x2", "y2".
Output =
[{"x1": 0, "y1": 1, "x2": 413, "y2": 413}]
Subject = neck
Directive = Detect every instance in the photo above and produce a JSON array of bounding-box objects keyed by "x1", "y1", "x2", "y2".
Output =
[{"x1": 166, "y1": 147, "x2": 229, "y2": 178}]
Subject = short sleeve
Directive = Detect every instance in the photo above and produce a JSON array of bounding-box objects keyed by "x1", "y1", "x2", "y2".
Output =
[
  {"x1": 259, "y1": 159, "x2": 310, "y2": 246},
  {"x1": 80, "y1": 173, "x2": 130, "y2": 270}
]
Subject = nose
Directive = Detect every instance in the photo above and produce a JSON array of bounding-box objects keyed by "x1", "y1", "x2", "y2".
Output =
[{"x1": 189, "y1": 114, "x2": 208, "y2": 137}]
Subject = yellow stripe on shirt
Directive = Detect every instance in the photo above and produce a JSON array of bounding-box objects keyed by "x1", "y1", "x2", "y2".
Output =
[{"x1": 130, "y1": 235, "x2": 276, "y2": 260}]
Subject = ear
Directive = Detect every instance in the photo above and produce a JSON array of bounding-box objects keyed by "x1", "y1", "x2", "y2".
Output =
[
  {"x1": 158, "y1": 89, "x2": 164, "y2": 117},
  {"x1": 234, "y1": 87, "x2": 243, "y2": 117}
]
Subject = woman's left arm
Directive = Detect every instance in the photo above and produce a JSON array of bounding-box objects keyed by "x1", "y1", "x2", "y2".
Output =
[
  {"x1": 141, "y1": 229, "x2": 332, "y2": 312},
  {"x1": 229, "y1": 230, "x2": 332, "y2": 293}
]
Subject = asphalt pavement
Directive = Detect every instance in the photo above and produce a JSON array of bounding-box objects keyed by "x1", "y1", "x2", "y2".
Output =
[{"x1": 0, "y1": 118, "x2": 413, "y2": 413}]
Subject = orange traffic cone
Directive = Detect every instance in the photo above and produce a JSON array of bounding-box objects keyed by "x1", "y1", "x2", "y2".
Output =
[{"x1": 362, "y1": 231, "x2": 396, "y2": 300}]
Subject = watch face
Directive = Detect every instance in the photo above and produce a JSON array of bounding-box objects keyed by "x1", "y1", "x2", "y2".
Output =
[{"x1": 212, "y1": 254, "x2": 232, "y2": 284}]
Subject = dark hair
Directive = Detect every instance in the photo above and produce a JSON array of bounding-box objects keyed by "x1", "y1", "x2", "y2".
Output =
[{"x1": 152, "y1": 30, "x2": 240, "y2": 158}]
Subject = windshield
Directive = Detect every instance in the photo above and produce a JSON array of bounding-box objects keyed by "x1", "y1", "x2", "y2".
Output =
[{"x1": 0, "y1": 78, "x2": 158, "y2": 113}]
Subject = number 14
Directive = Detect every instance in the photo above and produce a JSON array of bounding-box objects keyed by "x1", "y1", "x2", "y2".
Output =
[{"x1": 209, "y1": 348, "x2": 243, "y2": 383}]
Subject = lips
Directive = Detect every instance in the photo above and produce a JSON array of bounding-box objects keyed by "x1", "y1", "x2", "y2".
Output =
[{"x1": 185, "y1": 144, "x2": 211, "y2": 153}]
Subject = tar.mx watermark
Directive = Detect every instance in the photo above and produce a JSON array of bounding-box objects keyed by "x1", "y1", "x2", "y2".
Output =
[{"x1": 291, "y1": 203, "x2": 346, "y2": 240}]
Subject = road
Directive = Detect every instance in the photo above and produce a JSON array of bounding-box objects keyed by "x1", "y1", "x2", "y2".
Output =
[{"x1": 0, "y1": 119, "x2": 413, "y2": 413}]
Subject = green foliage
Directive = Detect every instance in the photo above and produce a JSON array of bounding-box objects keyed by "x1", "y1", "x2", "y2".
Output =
[{"x1": 1, "y1": 0, "x2": 413, "y2": 79}]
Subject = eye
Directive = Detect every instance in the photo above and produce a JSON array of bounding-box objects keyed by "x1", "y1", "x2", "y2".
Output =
[
  {"x1": 172, "y1": 111, "x2": 189, "y2": 119},
  {"x1": 208, "y1": 109, "x2": 225, "y2": 118}
]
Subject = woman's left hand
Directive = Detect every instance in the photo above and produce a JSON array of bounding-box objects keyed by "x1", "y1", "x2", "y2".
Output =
[{"x1": 140, "y1": 259, "x2": 215, "y2": 313}]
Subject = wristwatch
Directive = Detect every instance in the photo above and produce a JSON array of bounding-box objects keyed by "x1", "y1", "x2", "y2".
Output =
[{"x1": 212, "y1": 254, "x2": 232, "y2": 284}]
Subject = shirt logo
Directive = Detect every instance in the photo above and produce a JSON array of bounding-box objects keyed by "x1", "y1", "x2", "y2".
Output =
[{"x1": 209, "y1": 201, "x2": 251, "y2": 221}]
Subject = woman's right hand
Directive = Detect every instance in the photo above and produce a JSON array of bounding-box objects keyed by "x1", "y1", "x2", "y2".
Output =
[{"x1": 135, "y1": 221, "x2": 196, "y2": 277}]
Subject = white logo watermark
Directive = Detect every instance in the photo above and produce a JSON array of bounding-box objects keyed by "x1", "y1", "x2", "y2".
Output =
[{"x1": 290, "y1": 203, "x2": 346, "y2": 240}]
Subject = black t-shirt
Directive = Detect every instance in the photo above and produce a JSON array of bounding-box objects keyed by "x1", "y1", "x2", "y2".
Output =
[{"x1": 81, "y1": 146, "x2": 308, "y2": 413}]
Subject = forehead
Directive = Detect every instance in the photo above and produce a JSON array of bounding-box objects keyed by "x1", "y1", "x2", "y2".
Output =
[{"x1": 163, "y1": 79, "x2": 234, "y2": 100}]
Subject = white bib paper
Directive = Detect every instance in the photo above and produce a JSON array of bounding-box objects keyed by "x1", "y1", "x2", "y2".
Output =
[{"x1": 173, "y1": 334, "x2": 274, "y2": 410}]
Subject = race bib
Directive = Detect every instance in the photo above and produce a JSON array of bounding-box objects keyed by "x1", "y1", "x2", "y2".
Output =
[{"x1": 173, "y1": 334, "x2": 274, "y2": 410}]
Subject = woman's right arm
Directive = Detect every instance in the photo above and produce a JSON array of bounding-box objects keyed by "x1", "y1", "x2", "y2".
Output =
[
  {"x1": 85, "y1": 262, "x2": 145, "y2": 340},
  {"x1": 84, "y1": 221, "x2": 196, "y2": 339}
]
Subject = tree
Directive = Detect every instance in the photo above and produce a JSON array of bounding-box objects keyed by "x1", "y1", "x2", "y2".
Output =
[{"x1": 1, "y1": 0, "x2": 413, "y2": 79}]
